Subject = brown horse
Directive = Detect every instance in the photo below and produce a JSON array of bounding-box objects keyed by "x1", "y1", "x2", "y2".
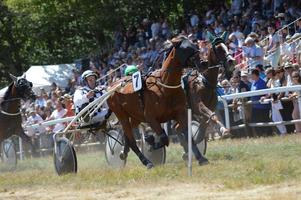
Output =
[
  {"x1": 0, "y1": 74, "x2": 36, "y2": 155},
  {"x1": 183, "y1": 33, "x2": 235, "y2": 144},
  {"x1": 107, "y1": 36, "x2": 207, "y2": 168}
]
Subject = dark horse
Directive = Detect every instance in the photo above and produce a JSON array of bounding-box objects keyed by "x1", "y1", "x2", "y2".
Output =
[
  {"x1": 108, "y1": 36, "x2": 207, "y2": 168},
  {"x1": 0, "y1": 74, "x2": 36, "y2": 156},
  {"x1": 183, "y1": 32, "x2": 235, "y2": 146}
]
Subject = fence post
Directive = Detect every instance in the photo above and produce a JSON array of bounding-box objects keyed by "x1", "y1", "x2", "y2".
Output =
[
  {"x1": 19, "y1": 137, "x2": 24, "y2": 160},
  {"x1": 221, "y1": 98, "x2": 231, "y2": 129},
  {"x1": 188, "y1": 108, "x2": 192, "y2": 177},
  {"x1": 297, "y1": 92, "x2": 301, "y2": 121}
]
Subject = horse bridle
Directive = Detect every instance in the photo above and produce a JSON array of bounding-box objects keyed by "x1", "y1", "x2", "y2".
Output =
[
  {"x1": 0, "y1": 79, "x2": 32, "y2": 116},
  {"x1": 209, "y1": 40, "x2": 232, "y2": 70}
]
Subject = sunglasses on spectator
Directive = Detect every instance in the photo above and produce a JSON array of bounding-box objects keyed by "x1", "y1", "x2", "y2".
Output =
[{"x1": 292, "y1": 76, "x2": 299, "y2": 78}]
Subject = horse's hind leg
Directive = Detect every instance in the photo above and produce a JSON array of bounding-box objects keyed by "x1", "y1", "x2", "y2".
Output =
[
  {"x1": 119, "y1": 119, "x2": 154, "y2": 168},
  {"x1": 145, "y1": 119, "x2": 169, "y2": 150}
]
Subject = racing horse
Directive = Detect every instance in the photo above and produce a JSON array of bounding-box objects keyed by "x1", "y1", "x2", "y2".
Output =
[
  {"x1": 107, "y1": 36, "x2": 207, "y2": 168},
  {"x1": 182, "y1": 32, "x2": 234, "y2": 146},
  {"x1": 0, "y1": 74, "x2": 36, "y2": 157}
]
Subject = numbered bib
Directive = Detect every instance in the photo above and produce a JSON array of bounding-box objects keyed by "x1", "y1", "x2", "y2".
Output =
[{"x1": 132, "y1": 71, "x2": 142, "y2": 92}]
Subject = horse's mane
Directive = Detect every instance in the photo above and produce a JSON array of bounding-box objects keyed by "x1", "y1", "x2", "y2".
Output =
[{"x1": 3, "y1": 82, "x2": 14, "y2": 100}]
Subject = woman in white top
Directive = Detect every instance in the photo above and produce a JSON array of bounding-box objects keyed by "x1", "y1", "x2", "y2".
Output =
[{"x1": 46, "y1": 100, "x2": 67, "y2": 133}]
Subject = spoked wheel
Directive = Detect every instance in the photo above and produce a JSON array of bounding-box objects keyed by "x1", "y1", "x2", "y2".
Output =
[
  {"x1": 105, "y1": 129, "x2": 126, "y2": 168},
  {"x1": 192, "y1": 120, "x2": 207, "y2": 155},
  {"x1": 1, "y1": 139, "x2": 17, "y2": 170},
  {"x1": 140, "y1": 130, "x2": 166, "y2": 166},
  {"x1": 53, "y1": 137, "x2": 77, "y2": 175}
]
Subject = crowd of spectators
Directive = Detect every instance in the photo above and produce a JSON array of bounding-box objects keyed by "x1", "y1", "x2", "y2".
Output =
[{"x1": 23, "y1": 0, "x2": 301, "y2": 140}]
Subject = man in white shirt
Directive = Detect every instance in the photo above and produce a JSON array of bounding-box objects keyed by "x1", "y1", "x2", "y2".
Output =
[
  {"x1": 73, "y1": 70, "x2": 109, "y2": 126},
  {"x1": 244, "y1": 37, "x2": 264, "y2": 69}
]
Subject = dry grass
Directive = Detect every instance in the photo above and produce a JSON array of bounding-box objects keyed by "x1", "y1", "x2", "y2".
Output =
[{"x1": 0, "y1": 134, "x2": 301, "y2": 199}]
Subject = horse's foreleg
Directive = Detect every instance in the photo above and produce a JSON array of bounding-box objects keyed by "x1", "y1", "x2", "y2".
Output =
[
  {"x1": 145, "y1": 119, "x2": 169, "y2": 150},
  {"x1": 119, "y1": 119, "x2": 153, "y2": 168},
  {"x1": 177, "y1": 116, "x2": 209, "y2": 165},
  {"x1": 18, "y1": 128, "x2": 38, "y2": 157}
]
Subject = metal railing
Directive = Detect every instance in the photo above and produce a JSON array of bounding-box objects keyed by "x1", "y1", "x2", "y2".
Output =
[{"x1": 218, "y1": 85, "x2": 301, "y2": 130}]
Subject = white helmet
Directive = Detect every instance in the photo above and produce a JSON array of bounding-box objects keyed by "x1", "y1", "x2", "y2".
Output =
[{"x1": 81, "y1": 70, "x2": 98, "y2": 80}]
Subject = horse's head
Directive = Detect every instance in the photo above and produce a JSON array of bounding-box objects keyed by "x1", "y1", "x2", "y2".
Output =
[
  {"x1": 164, "y1": 36, "x2": 204, "y2": 70},
  {"x1": 207, "y1": 32, "x2": 235, "y2": 79},
  {"x1": 9, "y1": 74, "x2": 36, "y2": 101}
]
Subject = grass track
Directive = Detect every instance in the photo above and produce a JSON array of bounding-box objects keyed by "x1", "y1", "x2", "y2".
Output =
[{"x1": 0, "y1": 135, "x2": 301, "y2": 199}]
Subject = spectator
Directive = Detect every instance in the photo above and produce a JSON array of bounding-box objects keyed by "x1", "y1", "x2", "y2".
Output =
[
  {"x1": 243, "y1": 37, "x2": 264, "y2": 69},
  {"x1": 262, "y1": 68, "x2": 287, "y2": 135},
  {"x1": 250, "y1": 69, "x2": 271, "y2": 136},
  {"x1": 63, "y1": 94, "x2": 75, "y2": 117},
  {"x1": 35, "y1": 93, "x2": 47, "y2": 109},
  {"x1": 288, "y1": 70, "x2": 301, "y2": 132},
  {"x1": 46, "y1": 100, "x2": 67, "y2": 133},
  {"x1": 266, "y1": 24, "x2": 281, "y2": 68}
]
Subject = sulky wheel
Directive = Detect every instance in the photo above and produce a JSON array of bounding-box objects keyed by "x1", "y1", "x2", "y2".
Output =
[
  {"x1": 1, "y1": 139, "x2": 17, "y2": 170},
  {"x1": 191, "y1": 120, "x2": 207, "y2": 155},
  {"x1": 141, "y1": 130, "x2": 166, "y2": 166},
  {"x1": 105, "y1": 129, "x2": 126, "y2": 168},
  {"x1": 53, "y1": 137, "x2": 77, "y2": 175}
]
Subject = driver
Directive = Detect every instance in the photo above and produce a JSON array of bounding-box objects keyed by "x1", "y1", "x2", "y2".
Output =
[{"x1": 73, "y1": 70, "x2": 109, "y2": 126}]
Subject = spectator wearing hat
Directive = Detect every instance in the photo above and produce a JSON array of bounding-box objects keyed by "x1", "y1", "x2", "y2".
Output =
[
  {"x1": 250, "y1": 69, "x2": 271, "y2": 136},
  {"x1": 26, "y1": 108, "x2": 44, "y2": 128},
  {"x1": 63, "y1": 94, "x2": 75, "y2": 117},
  {"x1": 284, "y1": 62, "x2": 294, "y2": 86},
  {"x1": 241, "y1": 71, "x2": 252, "y2": 88},
  {"x1": 261, "y1": 68, "x2": 287, "y2": 135}
]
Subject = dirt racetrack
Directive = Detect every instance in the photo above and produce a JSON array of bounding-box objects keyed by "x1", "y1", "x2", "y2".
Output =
[
  {"x1": 1, "y1": 135, "x2": 301, "y2": 200},
  {"x1": 1, "y1": 181, "x2": 301, "y2": 200}
]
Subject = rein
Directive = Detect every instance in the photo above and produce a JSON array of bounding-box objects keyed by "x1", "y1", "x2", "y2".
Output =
[
  {"x1": 156, "y1": 80, "x2": 182, "y2": 89},
  {"x1": 0, "y1": 110, "x2": 21, "y2": 116},
  {"x1": 0, "y1": 97, "x2": 22, "y2": 117}
]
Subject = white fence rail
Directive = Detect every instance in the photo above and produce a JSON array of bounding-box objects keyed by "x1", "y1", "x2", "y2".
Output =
[{"x1": 218, "y1": 85, "x2": 301, "y2": 129}]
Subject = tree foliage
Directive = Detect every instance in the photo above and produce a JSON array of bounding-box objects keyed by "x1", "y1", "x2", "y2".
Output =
[{"x1": 0, "y1": 0, "x2": 223, "y2": 87}]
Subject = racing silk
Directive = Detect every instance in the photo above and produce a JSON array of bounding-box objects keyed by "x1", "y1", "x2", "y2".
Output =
[{"x1": 73, "y1": 86, "x2": 109, "y2": 123}]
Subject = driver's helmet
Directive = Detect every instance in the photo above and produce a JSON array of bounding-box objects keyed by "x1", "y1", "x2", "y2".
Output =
[
  {"x1": 81, "y1": 70, "x2": 98, "y2": 85},
  {"x1": 124, "y1": 65, "x2": 138, "y2": 76}
]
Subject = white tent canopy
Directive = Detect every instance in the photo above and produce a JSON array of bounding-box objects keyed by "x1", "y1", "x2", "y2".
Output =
[{"x1": 0, "y1": 63, "x2": 75, "y2": 95}]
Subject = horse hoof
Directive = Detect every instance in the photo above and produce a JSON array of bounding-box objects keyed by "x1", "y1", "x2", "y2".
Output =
[
  {"x1": 182, "y1": 153, "x2": 188, "y2": 161},
  {"x1": 198, "y1": 159, "x2": 209, "y2": 166},
  {"x1": 146, "y1": 163, "x2": 154, "y2": 169},
  {"x1": 160, "y1": 134, "x2": 169, "y2": 146},
  {"x1": 119, "y1": 152, "x2": 127, "y2": 160},
  {"x1": 145, "y1": 135, "x2": 155, "y2": 146}
]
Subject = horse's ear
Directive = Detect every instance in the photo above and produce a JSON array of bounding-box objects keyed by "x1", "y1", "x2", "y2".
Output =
[
  {"x1": 171, "y1": 37, "x2": 182, "y2": 46},
  {"x1": 21, "y1": 73, "x2": 26, "y2": 79},
  {"x1": 207, "y1": 31, "x2": 215, "y2": 43},
  {"x1": 221, "y1": 31, "x2": 228, "y2": 42},
  {"x1": 9, "y1": 73, "x2": 18, "y2": 83}
]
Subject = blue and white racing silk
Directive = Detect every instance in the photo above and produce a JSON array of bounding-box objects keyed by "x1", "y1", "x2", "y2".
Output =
[{"x1": 73, "y1": 86, "x2": 109, "y2": 124}]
